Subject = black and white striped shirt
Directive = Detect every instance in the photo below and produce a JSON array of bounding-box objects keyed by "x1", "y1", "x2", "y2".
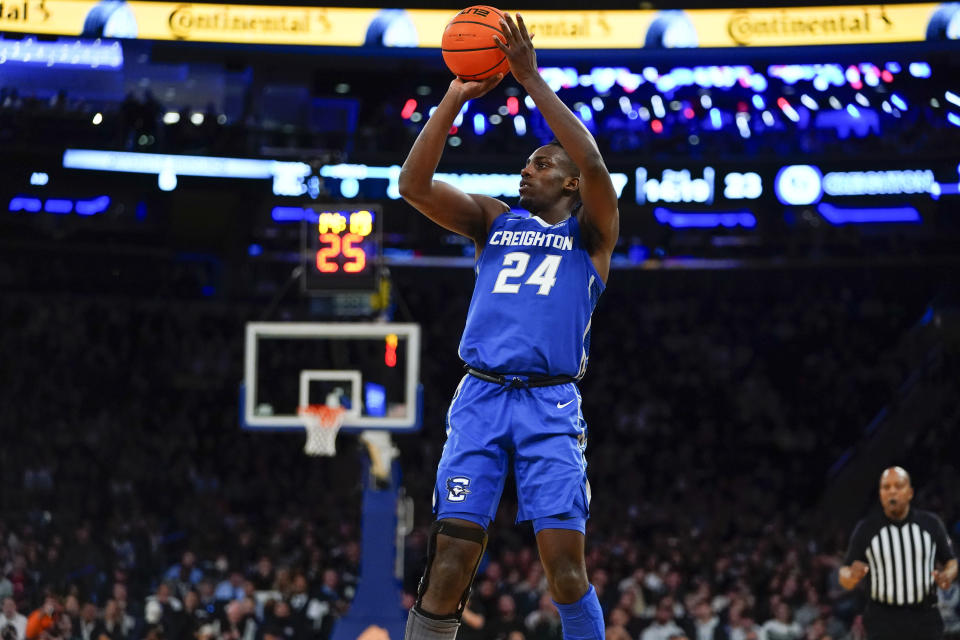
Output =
[{"x1": 845, "y1": 509, "x2": 956, "y2": 607}]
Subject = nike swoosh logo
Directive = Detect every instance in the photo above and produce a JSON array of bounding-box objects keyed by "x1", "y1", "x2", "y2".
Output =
[{"x1": 557, "y1": 399, "x2": 575, "y2": 409}]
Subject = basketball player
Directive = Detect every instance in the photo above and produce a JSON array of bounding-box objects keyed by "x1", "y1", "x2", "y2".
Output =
[{"x1": 398, "y1": 13, "x2": 619, "y2": 640}]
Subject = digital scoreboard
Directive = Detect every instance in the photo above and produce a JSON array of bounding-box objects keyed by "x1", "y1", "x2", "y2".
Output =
[{"x1": 301, "y1": 204, "x2": 382, "y2": 293}]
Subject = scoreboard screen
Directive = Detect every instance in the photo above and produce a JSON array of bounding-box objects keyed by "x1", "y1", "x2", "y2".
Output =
[{"x1": 301, "y1": 204, "x2": 382, "y2": 293}]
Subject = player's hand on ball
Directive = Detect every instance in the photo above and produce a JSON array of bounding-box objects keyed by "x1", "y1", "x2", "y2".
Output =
[
  {"x1": 450, "y1": 73, "x2": 504, "y2": 100},
  {"x1": 493, "y1": 13, "x2": 538, "y2": 85}
]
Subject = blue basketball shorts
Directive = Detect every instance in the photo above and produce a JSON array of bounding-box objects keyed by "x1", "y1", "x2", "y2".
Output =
[{"x1": 432, "y1": 375, "x2": 591, "y2": 533}]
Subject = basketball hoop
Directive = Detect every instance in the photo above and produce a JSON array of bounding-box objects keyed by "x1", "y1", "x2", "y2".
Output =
[{"x1": 298, "y1": 405, "x2": 347, "y2": 457}]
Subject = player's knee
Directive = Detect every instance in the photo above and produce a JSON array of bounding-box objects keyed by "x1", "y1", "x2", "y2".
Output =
[
  {"x1": 546, "y1": 561, "x2": 588, "y2": 603},
  {"x1": 417, "y1": 521, "x2": 488, "y2": 618},
  {"x1": 426, "y1": 531, "x2": 484, "y2": 593},
  {"x1": 427, "y1": 550, "x2": 476, "y2": 592}
]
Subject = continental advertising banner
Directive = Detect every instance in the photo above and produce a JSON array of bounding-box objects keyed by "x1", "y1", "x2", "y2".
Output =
[{"x1": 1, "y1": 1, "x2": 958, "y2": 48}]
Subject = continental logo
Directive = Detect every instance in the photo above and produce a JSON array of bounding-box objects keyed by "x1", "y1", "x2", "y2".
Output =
[
  {"x1": 0, "y1": 0, "x2": 50, "y2": 24},
  {"x1": 521, "y1": 12, "x2": 611, "y2": 39},
  {"x1": 727, "y1": 7, "x2": 892, "y2": 45},
  {"x1": 167, "y1": 4, "x2": 331, "y2": 40}
]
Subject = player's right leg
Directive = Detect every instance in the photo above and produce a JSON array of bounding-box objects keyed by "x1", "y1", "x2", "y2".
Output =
[
  {"x1": 405, "y1": 376, "x2": 510, "y2": 640},
  {"x1": 404, "y1": 517, "x2": 487, "y2": 640},
  {"x1": 417, "y1": 518, "x2": 487, "y2": 614}
]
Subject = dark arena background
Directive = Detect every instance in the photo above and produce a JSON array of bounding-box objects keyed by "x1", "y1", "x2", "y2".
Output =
[{"x1": 1, "y1": 1, "x2": 959, "y2": 640}]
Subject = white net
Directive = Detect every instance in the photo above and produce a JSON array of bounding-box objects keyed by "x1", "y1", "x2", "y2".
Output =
[{"x1": 299, "y1": 405, "x2": 346, "y2": 457}]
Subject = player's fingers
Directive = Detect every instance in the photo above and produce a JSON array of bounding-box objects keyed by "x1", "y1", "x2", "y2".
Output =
[
  {"x1": 492, "y1": 34, "x2": 508, "y2": 51},
  {"x1": 498, "y1": 18, "x2": 510, "y2": 43},
  {"x1": 517, "y1": 13, "x2": 532, "y2": 41},
  {"x1": 502, "y1": 13, "x2": 522, "y2": 40}
]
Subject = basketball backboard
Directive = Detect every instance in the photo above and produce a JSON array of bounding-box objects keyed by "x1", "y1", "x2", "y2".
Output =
[{"x1": 241, "y1": 322, "x2": 421, "y2": 433}]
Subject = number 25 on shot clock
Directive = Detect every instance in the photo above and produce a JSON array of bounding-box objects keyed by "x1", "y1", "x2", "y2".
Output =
[
  {"x1": 315, "y1": 209, "x2": 371, "y2": 273},
  {"x1": 301, "y1": 204, "x2": 382, "y2": 293}
]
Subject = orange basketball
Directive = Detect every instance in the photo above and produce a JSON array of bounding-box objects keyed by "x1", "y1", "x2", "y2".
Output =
[{"x1": 441, "y1": 5, "x2": 511, "y2": 81}]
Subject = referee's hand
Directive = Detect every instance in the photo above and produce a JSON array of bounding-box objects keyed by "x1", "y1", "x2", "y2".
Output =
[
  {"x1": 849, "y1": 560, "x2": 870, "y2": 577},
  {"x1": 934, "y1": 569, "x2": 954, "y2": 590},
  {"x1": 840, "y1": 560, "x2": 870, "y2": 589}
]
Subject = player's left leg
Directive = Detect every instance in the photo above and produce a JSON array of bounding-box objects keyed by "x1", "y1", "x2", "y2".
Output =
[
  {"x1": 536, "y1": 528, "x2": 604, "y2": 640},
  {"x1": 511, "y1": 383, "x2": 603, "y2": 638}
]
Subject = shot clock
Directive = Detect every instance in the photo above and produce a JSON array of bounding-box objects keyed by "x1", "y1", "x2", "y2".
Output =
[{"x1": 301, "y1": 204, "x2": 382, "y2": 293}]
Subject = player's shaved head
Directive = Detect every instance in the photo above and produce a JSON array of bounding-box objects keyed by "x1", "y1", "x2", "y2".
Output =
[{"x1": 880, "y1": 466, "x2": 911, "y2": 486}]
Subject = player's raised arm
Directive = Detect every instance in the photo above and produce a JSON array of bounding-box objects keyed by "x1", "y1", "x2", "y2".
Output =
[
  {"x1": 398, "y1": 76, "x2": 509, "y2": 245},
  {"x1": 494, "y1": 13, "x2": 619, "y2": 264}
]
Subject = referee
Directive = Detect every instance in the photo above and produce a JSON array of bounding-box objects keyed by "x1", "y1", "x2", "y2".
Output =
[{"x1": 839, "y1": 466, "x2": 958, "y2": 640}]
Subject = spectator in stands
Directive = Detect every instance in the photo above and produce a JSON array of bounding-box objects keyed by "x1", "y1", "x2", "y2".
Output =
[
  {"x1": 99, "y1": 600, "x2": 130, "y2": 640},
  {"x1": 180, "y1": 590, "x2": 207, "y2": 637},
  {"x1": 286, "y1": 574, "x2": 322, "y2": 636},
  {"x1": 761, "y1": 602, "x2": 803, "y2": 640},
  {"x1": 605, "y1": 607, "x2": 632, "y2": 640},
  {"x1": 192, "y1": 582, "x2": 217, "y2": 625},
  {"x1": 63, "y1": 525, "x2": 103, "y2": 601},
  {"x1": 221, "y1": 601, "x2": 256, "y2": 640},
  {"x1": 512, "y1": 565, "x2": 545, "y2": 618},
  {"x1": 25, "y1": 596, "x2": 59, "y2": 640},
  {"x1": 0, "y1": 599, "x2": 26, "y2": 640},
  {"x1": 842, "y1": 615, "x2": 867, "y2": 640},
  {"x1": 250, "y1": 558, "x2": 275, "y2": 592},
  {"x1": 53, "y1": 608, "x2": 73, "y2": 640},
  {"x1": 77, "y1": 603, "x2": 100, "y2": 640},
  {"x1": 260, "y1": 600, "x2": 299, "y2": 640},
  {"x1": 487, "y1": 594, "x2": 524, "y2": 640},
  {"x1": 689, "y1": 599, "x2": 727, "y2": 640},
  {"x1": 164, "y1": 553, "x2": 203, "y2": 599},
  {"x1": 107, "y1": 585, "x2": 136, "y2": 638},
  {"x1": 523, "y1": 593, "x2": 561, "y2": 640},
  {"x1": 6, "y1": 557, "x2": 33, "y2": 609},
  {"x1": 145, "y1": 583, "x2": 181, "y2": 621},
  {"x1": 726, "y1": 600, "x2": 761, "y2": 640},
  {"x1": 458, "y1": 596, "x2": 487, "y2": 640},
  {"x1": 793, "y1": 587, "x2": 821, "y2": 630},
  {"x1": 643, "y1": 597, "x2": 687, "y2": 640},
  {"x1": 616, "y1": 568, "x2": 649, "y2": 620},
  {"x1": 317, "y1": 570, "x2": 345, "y2": 614},
  {"x1": 215, "y1": 573, "x2": 245, "y2": 603}
]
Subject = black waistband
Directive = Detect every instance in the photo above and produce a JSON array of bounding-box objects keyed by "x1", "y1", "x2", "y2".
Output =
[
  {"x1": 866, "y1": 600, "x2": 938, "y2": 613},
  {"x1": 464, "y1": 365, "x2": 577, "y2": 388}
]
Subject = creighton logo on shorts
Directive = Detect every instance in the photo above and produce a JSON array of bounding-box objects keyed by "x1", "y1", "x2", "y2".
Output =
[{"x1": 446, "y1": 476, "x2": 472, "y2": 502}]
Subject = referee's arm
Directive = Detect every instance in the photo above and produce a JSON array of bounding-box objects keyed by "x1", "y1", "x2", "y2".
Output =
[
  {"x1": 934, "y1": 558, "x2": 958, "y2": 590},
  {"x1": 840, "y1": 520, "x2": 870, "y2": 590},
  {"x1": 932, "y1": 516, "x2": 958, "y2": 590}
]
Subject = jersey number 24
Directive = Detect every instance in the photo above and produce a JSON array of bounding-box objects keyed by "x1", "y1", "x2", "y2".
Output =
[{"x1": 492, "y1": 252, "x2": 561, "y2": 296}]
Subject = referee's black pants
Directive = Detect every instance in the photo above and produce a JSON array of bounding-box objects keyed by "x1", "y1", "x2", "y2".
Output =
[{"x1": 864, "y1": 602, "x2": 944, "y2": 640}]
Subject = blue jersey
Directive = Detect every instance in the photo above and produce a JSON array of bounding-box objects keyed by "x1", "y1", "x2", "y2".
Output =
[{"x1": 458, "y1": 212, "x2": 605, "y2": 377}]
